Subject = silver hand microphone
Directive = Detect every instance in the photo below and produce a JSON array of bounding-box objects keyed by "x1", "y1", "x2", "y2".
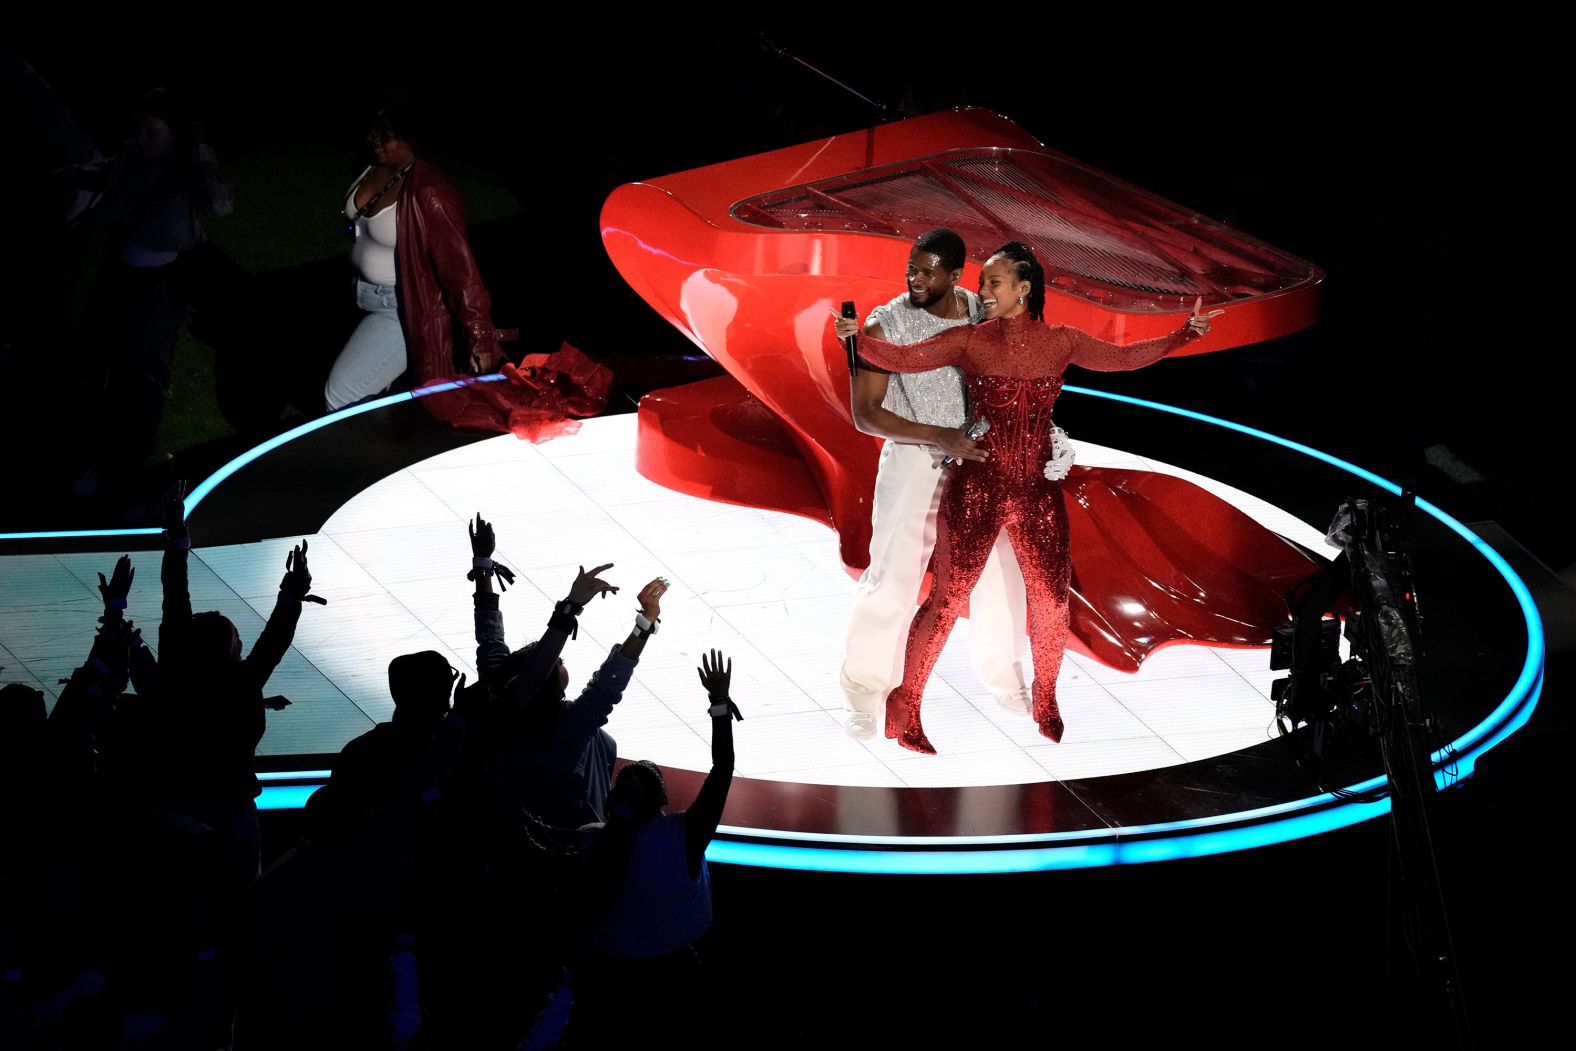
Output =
[{"x1": 943, "y1": 417, "x2": 990, "y2": 467}]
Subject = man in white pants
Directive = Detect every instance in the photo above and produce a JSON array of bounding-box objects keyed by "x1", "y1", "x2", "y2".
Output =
[{"x1": 840, "y1": 229, "x2": 1031, "y2": 739}]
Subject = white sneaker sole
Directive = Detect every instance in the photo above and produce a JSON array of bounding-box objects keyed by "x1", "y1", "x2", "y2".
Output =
[{"x1": 997, "y1": 691, "x2": 1031, "y2": 715}]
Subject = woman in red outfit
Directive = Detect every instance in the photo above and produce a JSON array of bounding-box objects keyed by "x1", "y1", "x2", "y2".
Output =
[{"x1": 835, "y1": 242, "x2": 1220, "y2": 753}]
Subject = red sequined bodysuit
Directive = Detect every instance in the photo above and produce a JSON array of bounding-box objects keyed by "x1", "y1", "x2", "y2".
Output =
[{"x1": 856, "y1": 312, "x2": 1198, "y2": 752}]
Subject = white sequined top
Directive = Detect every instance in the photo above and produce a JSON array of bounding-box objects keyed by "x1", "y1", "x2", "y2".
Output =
[{"x1": 866, "y1": 289, "x2": 980, "y2": 432}]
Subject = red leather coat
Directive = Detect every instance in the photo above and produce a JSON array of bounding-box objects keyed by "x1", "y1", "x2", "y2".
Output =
[{"x1": 395, "y1": 160, "x2": 501, "y2": 383}]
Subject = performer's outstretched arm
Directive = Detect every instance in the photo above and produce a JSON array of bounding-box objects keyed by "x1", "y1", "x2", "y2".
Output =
[
  {"x1": 1068, "y1": 298, "x2": 1221, "y2": 371},
  {"x1": 837, "y1": 312, "x2": 974, "y2": 373},
  {"x1": 1065, "y1": 322, "x2": 1197, "y2": 371}
]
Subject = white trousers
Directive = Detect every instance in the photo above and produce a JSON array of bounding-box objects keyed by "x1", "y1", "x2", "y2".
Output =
[
  {"x1": 841, "y1": 441, "x2": 1029, "y2": 717},
  {"x1": 324, "y1": 280, "x2": 405, "y2": 411}
]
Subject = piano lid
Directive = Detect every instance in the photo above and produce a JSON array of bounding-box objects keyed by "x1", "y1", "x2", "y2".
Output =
[
  {"x1": 606, "y1": 107, "x2": 1322, "y2": 352},
  {"x1": 731, "y1": 145, "x2": 1320, "y2": 314},
  {"x1": 602, "y1": 108, "x2": 1324, "y2": 573}
]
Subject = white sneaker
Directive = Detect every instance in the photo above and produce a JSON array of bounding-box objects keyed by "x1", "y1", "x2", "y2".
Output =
[
  {"x1": 846, "y1": 711, "x2": 877, "y2": 739},
  {"x1": 997, "y1": 688, "x2": 1031, "y2": 715}
]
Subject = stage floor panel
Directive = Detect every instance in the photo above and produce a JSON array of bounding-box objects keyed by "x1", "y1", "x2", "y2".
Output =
[{"x1": 0, "y1": 414, "x2": 1330, "y2": 789}]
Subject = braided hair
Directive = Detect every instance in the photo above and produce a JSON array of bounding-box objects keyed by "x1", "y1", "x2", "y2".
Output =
[{"x1": 990, "y1": 241, "x2": 1046, "y2": 322}]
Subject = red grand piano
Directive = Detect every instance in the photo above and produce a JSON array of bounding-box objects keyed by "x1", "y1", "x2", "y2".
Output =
[{"x1": 601, "y1": 108, "x2": 1325, "y2": 669}]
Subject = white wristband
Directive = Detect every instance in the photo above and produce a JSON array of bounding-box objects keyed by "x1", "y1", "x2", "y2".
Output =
[
  {"x1": 472, "y1": 556, "x2": 493, "y2": 570},
  {"x1": 709, "y1": 702, "x2": 730, "y2": 718}
]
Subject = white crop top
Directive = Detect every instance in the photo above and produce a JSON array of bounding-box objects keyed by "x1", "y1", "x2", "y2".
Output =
[{"x1": 346, "y1": 167, "x2": 398, "y2": 287}]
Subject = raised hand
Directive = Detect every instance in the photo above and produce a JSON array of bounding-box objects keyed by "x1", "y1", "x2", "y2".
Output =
[
  {"x1": 469, "y1": 513, "x2": 496, "y2": 559},
  {"x1": 98, "y1": 555, "x2": 135, "y2": 607},
  {"x1": 568, "y1": 563, "x2": 618, "y2": 606},
  {"x1": 636, "y1": 577, "x2": 670, "y2": 622},
  {"x1": 163, "y1": 479, "x2": 188, "y2": 535},
  {"x1": 467, "y1": 513, "x2": 516, "y2": 591},
  {"x1": 1187, "y1": 296, "x2": 1226, "y2": 337},
  {"x1": 697, "y1": 648, "x2": 732, "y2": 700},
  {"x1": 699, "y1": 649, "x2": 740, "y2": 724},
  {"x1": 280, "y1": 540, "x2": 328, "y2": 605}
]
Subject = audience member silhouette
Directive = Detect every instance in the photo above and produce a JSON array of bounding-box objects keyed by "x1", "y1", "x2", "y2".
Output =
[
  {"x1": 2, "y1": 675, "x2": 113, "y2": 1047},
  {"x1": 0, "y1": 496, "x2": 762, "y2": 1048},
  {"x1": 306, "y1": 650, "x2": 464, "y2": 843},
  {"x1": 237, "y1": 650, "x2": 465, "y2": 1049},
  {"x1": 570, "y1": 648, "x2": 742, "y2": 1048},
  {"x1": 467, "y1": 512, "x2": 669, "y2": 828},
  {"x1": 141, "y1": 481, "x2": 323, "y2": 887}
]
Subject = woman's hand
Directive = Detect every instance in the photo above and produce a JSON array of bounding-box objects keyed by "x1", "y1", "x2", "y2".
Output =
[
  {"x1": 1187, "y1": 296, "x2": 1225, "y2": 337},
  {"x1": 636, "y1": 578, "x2": 669, "y2": 622}
]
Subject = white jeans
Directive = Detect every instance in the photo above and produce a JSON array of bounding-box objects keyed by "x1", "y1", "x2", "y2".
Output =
[
  {"x1": 324, "y1": 279, "x2": 405, "y2": 411},
  {"x1": 841, "y1": 441, "x2": 1029, "y2": 717}
]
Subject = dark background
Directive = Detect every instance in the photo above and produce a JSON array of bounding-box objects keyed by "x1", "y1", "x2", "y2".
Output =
[{"x1": 4, "y1": 23, "x2": 1569, "y2": 1046}]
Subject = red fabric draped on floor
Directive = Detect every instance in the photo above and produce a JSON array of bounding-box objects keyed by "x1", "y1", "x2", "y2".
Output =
[{"x1": 420, "y1": 344, "x2": 613, "y2": 442}]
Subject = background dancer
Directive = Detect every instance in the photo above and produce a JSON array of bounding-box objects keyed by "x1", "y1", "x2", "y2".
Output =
[{"x1": 324, "y1": 99, "x2": 503, "y2": 411}]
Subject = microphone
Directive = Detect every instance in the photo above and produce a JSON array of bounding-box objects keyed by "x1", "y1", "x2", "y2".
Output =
[
  {"x1": 841, "y1": 301, "x2": 858, "y2": 377},
  {"x1": 942, "y1": 417, "x2": 991, "y2": 467}
]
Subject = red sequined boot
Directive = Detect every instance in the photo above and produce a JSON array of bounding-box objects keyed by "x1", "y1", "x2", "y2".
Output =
[
  {"x1": 1033, "y1": 686, "x2": 1065, "y2": 743},
  {"x1": 884, "y1": 688, "x2": 936, "y2": 755}
]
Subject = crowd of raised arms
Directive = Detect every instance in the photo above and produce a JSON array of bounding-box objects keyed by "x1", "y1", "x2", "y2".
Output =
[{"x1": 1, "y1": 483, "x2": 741, "y2": 1049}]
